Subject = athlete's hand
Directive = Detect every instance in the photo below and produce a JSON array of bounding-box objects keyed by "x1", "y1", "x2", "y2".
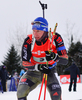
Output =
[
  {"x1": 35, "y1": 64, "x2": 52, "y2": 74},
  {"x1": 45, "y1": 51, "x2": 58, "y2": 61}
]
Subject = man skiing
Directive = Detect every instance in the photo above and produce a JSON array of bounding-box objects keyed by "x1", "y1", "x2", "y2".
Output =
[{"x1": 17, "y1": 17, "x2": 68, "y2": 100}]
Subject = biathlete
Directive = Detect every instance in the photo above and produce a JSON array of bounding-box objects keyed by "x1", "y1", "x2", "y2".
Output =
[{"x1": 17, "y1": 17, "x2": 68, "y2": 100}]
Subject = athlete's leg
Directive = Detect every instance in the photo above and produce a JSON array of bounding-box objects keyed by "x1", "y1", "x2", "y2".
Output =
[
  {"x1": 47, "y1": 72, "x2": 61, "y2": 100},
  {"x1": 17, "y1": 71, "x2": 41, "y2": 100}
]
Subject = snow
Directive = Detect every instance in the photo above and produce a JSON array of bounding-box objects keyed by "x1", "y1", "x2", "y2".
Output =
[{"x1": 0, "y1": 83, "x2": 82, "y2": 100}]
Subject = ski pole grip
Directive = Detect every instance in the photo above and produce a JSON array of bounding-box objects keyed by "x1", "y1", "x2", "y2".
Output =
[{"x1": 53, "y1": 23, "x2": 58, "y2": 34}]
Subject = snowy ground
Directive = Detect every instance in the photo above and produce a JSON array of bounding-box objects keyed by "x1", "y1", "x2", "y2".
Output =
[{"x1": 0, "y1": 83, "x2": 82, "y2": 100}]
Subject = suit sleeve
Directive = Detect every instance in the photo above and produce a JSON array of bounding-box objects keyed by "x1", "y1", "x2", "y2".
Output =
[
  {"x1": 22, "y1": 36, "x2": 32, "y2": 61},
  {"x1": 21, "y1": 35, "x2": 36, "y2": 70},
  {"x1": 54, "y1": 32, "x2": 68, "y2": 65}
]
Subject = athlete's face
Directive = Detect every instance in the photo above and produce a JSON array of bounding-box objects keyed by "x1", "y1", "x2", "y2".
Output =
[{"x1": 33, "y1": 30, "x2": 44, "y2": 41}]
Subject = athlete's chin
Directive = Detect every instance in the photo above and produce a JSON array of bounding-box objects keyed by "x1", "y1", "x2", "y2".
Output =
[{"x1": 35, "y1": 37, "x2": 40, "y2": 41}]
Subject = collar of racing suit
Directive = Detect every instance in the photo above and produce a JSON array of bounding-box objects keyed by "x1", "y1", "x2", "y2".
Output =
[{"x1": 35, "y1": 33, "x2": 48, "y2": 45}]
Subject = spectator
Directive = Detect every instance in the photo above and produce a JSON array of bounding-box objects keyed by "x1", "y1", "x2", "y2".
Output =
[
  {"x1": 0, "y1": 65, "x2": 9, "y2": 92},
  {"x1": 63, "y1": 62, "x2": 80, "y2": 92},
  {"x1": 0, "y1": 68, "x2": 3, "y2": 93},
  {"x1": 13, "y1": 69, "x2": 18, "y2": 79},
  {"x1": 19, "y1": 69, "x2": 25, "y2": 77},
  {"x1": 13, "y1": 69, "x2": 19, "y2": 87}
]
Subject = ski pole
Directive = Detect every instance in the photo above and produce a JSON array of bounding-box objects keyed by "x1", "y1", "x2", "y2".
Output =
[
  {"x1": 43, "y1": 74, "x2": 47, "y2": 100},
  {"x1": 38, "y1": 74, "x2": 47, "y2": 100},
  {"x1": 51, "y1": 23, "x2": 58, "y2": 48},
  {"x1": 38, "y1": 74, "x2": 45, "y2": 100}
]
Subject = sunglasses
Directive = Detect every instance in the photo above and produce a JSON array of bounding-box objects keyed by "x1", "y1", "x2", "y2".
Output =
[{"x1": 31, "y1": 21, "x2": 47, "y2": 26}]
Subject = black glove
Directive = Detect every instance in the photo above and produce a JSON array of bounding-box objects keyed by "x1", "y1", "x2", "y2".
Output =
[
  {"x1": 35, "y1": 64, "x2": 52, "y2": 74},
  {"x1": 45, "y1": 51, "x2": 58, "y2": 61}
]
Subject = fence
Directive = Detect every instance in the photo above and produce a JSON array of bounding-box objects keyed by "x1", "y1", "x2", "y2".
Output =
[
  {"x1": 6, "y1": 74, "x2": 82, "y2": 92},
  {"x1": 60, "y1": 75, "x2": 81, "y2": 84}
]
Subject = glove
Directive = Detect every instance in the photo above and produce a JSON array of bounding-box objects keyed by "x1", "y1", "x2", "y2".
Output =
[
  {"x1": 35, "y1": 62, "x2": 57, "y2": 74},
  {"x1": 35, "y1": 64, "x2": 52, "y2": 74},
  {"x1": 45, "y1": 51, "x2": 58, "y2": 61}
]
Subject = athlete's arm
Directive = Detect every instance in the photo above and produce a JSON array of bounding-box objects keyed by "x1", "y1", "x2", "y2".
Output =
[
  {"x1": 54, "y1": 32, "x2": 68, "y2": 65},
  {"x1": 22, "y1": 35, "x2": 35, "y2": 70}
]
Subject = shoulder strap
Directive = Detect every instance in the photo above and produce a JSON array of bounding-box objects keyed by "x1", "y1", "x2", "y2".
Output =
[{"x1": 31, "y1": 34, "x2": 35, "y2": 51}]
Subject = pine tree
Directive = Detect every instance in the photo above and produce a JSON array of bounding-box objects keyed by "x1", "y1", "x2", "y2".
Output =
[
  {"x1": 2, "y1": 44, "x2": 21, "y2": 75},
  {"x1": 68, "y1": 41, "x2": 82, "y2": 73},
  {"x1": 58, "y1": 41, "x2": 82, "y2": 75}
]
